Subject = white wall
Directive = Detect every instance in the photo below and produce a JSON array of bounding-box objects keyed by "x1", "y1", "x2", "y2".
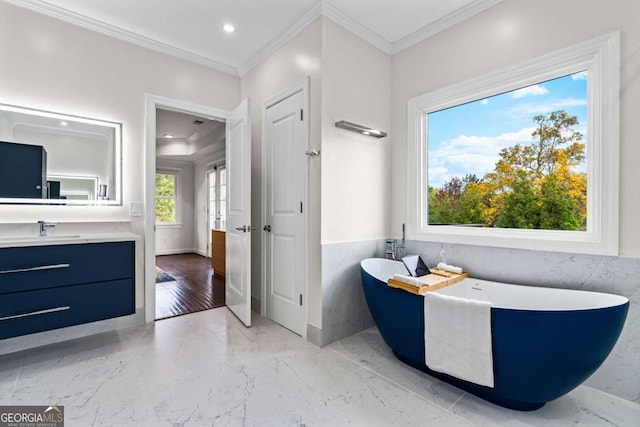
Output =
[
  {"x1": 239, "y1": 16, "x2": 391, "y2": 336},
  {"x1": 318, "y1": 18, "x2": 391, "y2": 345},
  {"x1": 391, "y1": 0, "x2": 640, "y2": 257},
  {"x1": 240, "y1": 17, "x2": 323, "y2": 327},
  {"x1": 155, "y1": 160, "x2": 195, "y2": 255},
  {"x1": 0, "y1": 2, "x2": 240, "y2": 310},
  {"x1": 320, "y1": 18, "x2": 392, "y2": 243}
]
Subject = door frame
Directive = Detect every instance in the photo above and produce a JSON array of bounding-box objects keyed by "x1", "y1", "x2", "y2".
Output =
[
  {"x1": 260, "y1": 78, "x2": 310, "y2": 338},
  {"x1": 143, "y1": 94, "x2": 231, "y2": 323}
]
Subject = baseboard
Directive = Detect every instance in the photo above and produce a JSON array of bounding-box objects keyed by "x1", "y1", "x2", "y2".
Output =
[
  {"x1": 155, "y1": 248, "x2": 197, "y2": 256},
  {"x1": 251, "y1": 296, "x2": 261, "y2": 313},
  {"x1": 0, "y1": 308, "x2": 146, "y2": 356},
  {"x1": 306, "y1": 323, "x2": 323, "y2": 347},
  {"x1": 193, "y1": 248, "x2": 209, "y2": 257}
]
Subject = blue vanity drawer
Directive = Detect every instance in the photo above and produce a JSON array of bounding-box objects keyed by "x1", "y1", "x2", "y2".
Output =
[
  {"x1": 0, "y1": 241, "x2": 134, "y2": 294},
  {"x1": 0, "y1": 278, "x2": 134, "y2": 340}
]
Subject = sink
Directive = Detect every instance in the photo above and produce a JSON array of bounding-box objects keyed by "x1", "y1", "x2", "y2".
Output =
[
  {"x1": 42, "y1": 234, "x2": 83, "y2": 240},
  {"x1": 0, "y1": 234, "x2": 83, "y2": 242}
]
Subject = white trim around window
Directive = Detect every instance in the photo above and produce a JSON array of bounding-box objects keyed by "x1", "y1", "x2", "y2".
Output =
[{"x1": 407, "y1": 31, "x2": 620, "y2": 256}]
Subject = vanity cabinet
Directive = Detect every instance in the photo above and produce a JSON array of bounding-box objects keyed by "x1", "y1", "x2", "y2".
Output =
[{"x1": 0, "y1": 241, "x2": 135, "y2": 340}]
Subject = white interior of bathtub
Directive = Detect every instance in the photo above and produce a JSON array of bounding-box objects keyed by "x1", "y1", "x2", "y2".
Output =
[{"x1": 361, "y1": 259, "x2": 628, "y2": 311}]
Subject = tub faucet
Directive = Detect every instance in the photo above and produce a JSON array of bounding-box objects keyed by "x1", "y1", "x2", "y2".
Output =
[
  {"x1": 394, "y1": 223, "x2": 406, "y2": 260},
  {"x1": 394, "y1": 239, "x2": 405, "y2": 260},
  {"x1": 38, "y1": 220, "x2": 55, "y2": 236},
  {"x1": 385, "y1": 225, "x2": 406, "y2": 260}
]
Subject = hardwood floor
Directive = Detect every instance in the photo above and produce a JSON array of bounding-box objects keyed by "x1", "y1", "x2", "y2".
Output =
[{"x1": 155, "y1": 253, "x2": 225, "y2": 320}]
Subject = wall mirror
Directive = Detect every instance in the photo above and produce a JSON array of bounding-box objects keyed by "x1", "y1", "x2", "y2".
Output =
[{"x1": 0, "y1": 103, "x2": 122, "y2": 205}]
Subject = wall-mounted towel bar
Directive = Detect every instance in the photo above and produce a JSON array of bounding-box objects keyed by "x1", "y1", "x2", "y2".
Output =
[{"x1": 335, "y1": 120, "x2": 387, "y2": 138}]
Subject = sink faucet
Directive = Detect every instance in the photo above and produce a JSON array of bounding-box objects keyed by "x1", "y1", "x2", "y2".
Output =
[{"x1": 38, "y1": 221, "x2": 55, "y2": 237}]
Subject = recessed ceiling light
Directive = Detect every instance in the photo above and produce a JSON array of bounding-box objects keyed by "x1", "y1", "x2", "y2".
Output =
[
  {"x1": 60, "y1": 121, "x2": 68, "y2": 126},
  {"x1": 164, "y1": 133, "x2": 174, "y2": 138},
  {"x1": 223, "y1": 23, "x2": 235, "y2": 33}
]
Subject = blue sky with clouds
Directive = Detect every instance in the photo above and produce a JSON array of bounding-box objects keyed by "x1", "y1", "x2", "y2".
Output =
[{"x1": 427, "y1": 71, "x2": 587, "y2": 188}]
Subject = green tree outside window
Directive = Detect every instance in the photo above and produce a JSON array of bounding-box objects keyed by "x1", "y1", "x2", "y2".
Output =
[{"x1": 156, "y1": 172, "x2": 177, "y2": 223}]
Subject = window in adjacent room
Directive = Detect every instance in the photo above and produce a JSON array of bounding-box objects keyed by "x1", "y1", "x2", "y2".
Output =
[
  {"x1": 208, "y1": 165, "x2": 227, "y2": 230},
  {"x1": 155, "y1": 171, "x2": 179, "y2": 224},
  {"x1": 407, "y1": 32, "x2": 619, "y2": 255}
]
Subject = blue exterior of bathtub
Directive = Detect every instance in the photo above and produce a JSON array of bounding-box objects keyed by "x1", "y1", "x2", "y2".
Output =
[{"x1": 361, "y1": 262, "x2": 629, "y2": 411}]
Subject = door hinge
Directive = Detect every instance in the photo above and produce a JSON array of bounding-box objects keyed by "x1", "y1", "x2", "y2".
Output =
[
  {"x1": 299, "y1": 294, "x2": 303, "y2": 306},
  {"x1": 300, "y1": 109, "x2": 303, "y2": 121},
  {"x1": 300, "y1": 201, "x2": 303, "y2": 213}
]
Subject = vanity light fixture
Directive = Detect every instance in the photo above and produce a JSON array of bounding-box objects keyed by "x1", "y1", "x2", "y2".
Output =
[
  {"x1": 335, "y1": 120, "x2": 387, "y2": 138},
  {"x1": 223, "y1": 23, "x2": 235, "y2": 33}
]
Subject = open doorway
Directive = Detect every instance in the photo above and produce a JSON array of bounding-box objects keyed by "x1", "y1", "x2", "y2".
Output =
[
  {"x1": 154, "y1": 108, "x2": 226, "y2": 320},
  {"x1": 144, "y1": 95, "x2": 253, "y2": 327}
]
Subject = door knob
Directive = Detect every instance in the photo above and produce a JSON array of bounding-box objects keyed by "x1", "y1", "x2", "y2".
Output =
[
  {"x1": 235, "y1": 225, "x2": 247, "y2": 232},
  {"x1": 263, "y1": 225, "x2": 271, "y2": 232}
]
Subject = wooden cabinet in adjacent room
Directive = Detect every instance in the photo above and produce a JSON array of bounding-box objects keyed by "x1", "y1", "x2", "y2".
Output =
[{"x1": 211, "y1": 229, "x2": 225, "y2": 277}]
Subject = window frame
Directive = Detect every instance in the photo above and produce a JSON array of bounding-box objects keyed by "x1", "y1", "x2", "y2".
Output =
[
  {"x1": 407, "y1": 32, "x2": 620, "y2": 256},
  {"x1": 207, "y1": 164, "x2": 226, "y2": 231},
  {"x1": 155, "y1": 169, "x2": 181, "y2": 228}
]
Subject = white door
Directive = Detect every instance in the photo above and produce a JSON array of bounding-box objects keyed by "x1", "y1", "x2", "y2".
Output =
[
  {"x1": 225, "y1": 98, "x2": 252, "y2": 327},
  {"x1": 264, "y1": 90, "x2": 305, "y2": 335}
]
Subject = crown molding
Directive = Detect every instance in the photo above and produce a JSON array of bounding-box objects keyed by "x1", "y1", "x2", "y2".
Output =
[
  {"x1": 4, "y1": 0, "x2": 238, "y2": 76},
  {"x1": 391, "y1": 0, "x2": 505, "y2": 54},
  {"x1": 186, "y1": 120, "x2": 223, "y2": 145},
  {"x1": 320, "y1": 1, "x2": 393, "y2": 55},
  {"x1": 6, "y1": 0, "x2": 505, "y2": 78},
  {"x1": 237, "y1": 0, "x2": 395, "y2": 76},
  {"x1": 237, "y1": 1, "x2": 323, "y2": 76}
]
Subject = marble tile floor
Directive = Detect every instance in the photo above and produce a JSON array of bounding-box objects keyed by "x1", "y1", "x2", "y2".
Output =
[{"x1": 0, "y1": 308, "x2": 638, "y2": 426}]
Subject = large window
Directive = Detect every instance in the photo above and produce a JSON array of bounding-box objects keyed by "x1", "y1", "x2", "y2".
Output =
[
  {"x1": 155, "y1": 171, "x2": 179, "y2": 224},
  {"x1": 427, "y1": 73, "x2": 587, "y2": 231},
  {"x1": 407, "y1": 33, "x2": 619, "y2": 255}
]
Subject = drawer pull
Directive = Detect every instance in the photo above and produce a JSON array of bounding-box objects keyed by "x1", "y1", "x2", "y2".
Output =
[
  {"x1": 0, "y1": 263, "x2": 70, "y2": 275},
  {"x1": 0, "y1": 306, "x2": 71, "y2": 322}
]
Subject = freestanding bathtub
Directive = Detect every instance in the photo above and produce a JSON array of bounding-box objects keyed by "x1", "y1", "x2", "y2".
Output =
[{"x1": 360, "y1": 258, "x2": 629, "y2": 411}]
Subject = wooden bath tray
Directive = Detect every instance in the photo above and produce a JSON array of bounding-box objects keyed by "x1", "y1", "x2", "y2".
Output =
[{"x1": 387, "y1": 271, "x2": 468, "y2": 295}]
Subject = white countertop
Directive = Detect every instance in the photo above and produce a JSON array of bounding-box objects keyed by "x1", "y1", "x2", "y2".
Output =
[{"x1": 0, "y1": 232, "x2": 139, "y2": 248}]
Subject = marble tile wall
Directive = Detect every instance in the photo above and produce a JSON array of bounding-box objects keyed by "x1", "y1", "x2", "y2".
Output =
[{"x1": 319, "y1": 240, "x2": 385, "y2": 346}]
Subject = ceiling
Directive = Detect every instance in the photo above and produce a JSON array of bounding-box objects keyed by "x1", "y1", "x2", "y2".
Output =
[
  {"x1": 155, "y1": 109, "x2": 225, "y2": 163},
  {"x1": 7, "y1": 0, "x2": 502, "y2": 75}
]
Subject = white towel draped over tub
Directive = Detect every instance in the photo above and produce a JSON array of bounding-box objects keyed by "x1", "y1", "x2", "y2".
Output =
[{"x1": 424, "y1": 292, "x2": 494, "y2": 388}]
